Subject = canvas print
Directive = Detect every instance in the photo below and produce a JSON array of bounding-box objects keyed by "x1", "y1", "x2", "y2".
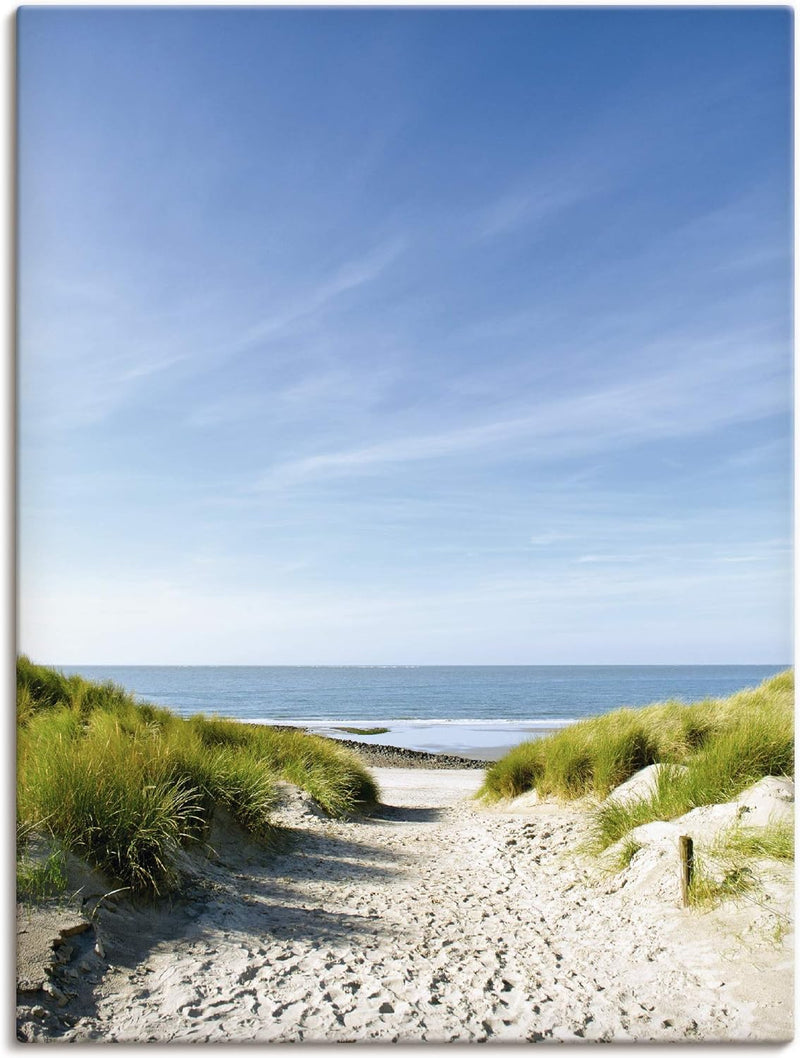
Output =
[{"x1": 16, "y1": 6, "x2": 793, "y2": 1044}]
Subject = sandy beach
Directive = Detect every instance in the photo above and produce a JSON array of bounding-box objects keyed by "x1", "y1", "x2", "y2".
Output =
[{"x1": 16, "y1": 764, "x2": 793, "y2": 1043}]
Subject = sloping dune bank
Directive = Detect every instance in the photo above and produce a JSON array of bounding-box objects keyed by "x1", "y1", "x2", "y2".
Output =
[{"x1": 17, "y1": 767, "x2": 792, "y2": 1043}]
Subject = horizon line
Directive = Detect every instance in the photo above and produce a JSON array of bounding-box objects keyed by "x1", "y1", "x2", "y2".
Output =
[{"x1": 41, "y1": 661, "x2": 792, "y2": 669}]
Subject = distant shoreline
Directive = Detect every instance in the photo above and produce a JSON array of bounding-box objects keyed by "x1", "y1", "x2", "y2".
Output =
[
  {"x1": 318, "y1": 736, "x2": 490, "y2": 769},
  {"x1": 265, "y1": 724, "x2": 560, "y2": 765},
  {"x1": 252, "y1": 718, "x2": 571, "y2": 759}
]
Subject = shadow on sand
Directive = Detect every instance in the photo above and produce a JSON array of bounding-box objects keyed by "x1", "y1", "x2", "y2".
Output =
[{"x1": 368, "y1": 804, "x2": 444, "y2": 823}]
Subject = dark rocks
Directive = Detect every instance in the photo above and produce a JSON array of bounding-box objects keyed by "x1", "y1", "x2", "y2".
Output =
[
  {"x1": 268, "y1": 725, "x2": 489, "y2": 769},
  {"x1": 326, "y1": 738, "x2": 488, "y2": 770}
]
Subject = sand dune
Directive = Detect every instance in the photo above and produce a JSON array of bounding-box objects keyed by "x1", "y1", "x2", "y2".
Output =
[{"x1": 17, "y1": 767, "x2": 792, "y2": 1042}]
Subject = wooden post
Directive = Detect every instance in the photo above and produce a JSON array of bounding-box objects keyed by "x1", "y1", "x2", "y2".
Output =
[{"x1": 679, "y1": 835, "x2": 694, "y2": 907}]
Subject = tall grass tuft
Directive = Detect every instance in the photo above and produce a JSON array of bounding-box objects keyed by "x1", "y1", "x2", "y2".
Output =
[
  {"x1": 18, "y1": 708, "x2": 203, "y2": 893},
  {"x1": 714, "y1": 821, "x2": 794, "y2": 863},
  {"x1": 188, "y1": 716, "x2": 380, "y2": 815},
  {"x1": 17, "y1": 658, "x2": 379, "y2": 894},
  {"x1": 480, "y1": 707, "x2": 669, "y2": 802},
  {"x1": 17, "y1": 846, "x2": 68, "y2": 902},
  {"x1": 480, "y1": 671, "x2": 794, "y2": 850},
  {"x1": 686, "y1": 822, "x2": 793, "y2": 908}
]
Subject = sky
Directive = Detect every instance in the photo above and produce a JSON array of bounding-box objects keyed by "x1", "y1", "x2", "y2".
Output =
[{"x1": 17, "y1": 7, "x2": 792, "y2": 665}]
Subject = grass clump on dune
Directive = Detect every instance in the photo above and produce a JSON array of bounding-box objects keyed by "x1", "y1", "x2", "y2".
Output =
[
  {"x1": 479, "y1": 671, "x2": 793, "y2": 849},
  {"x1": 716, "y1": 820, "x2": 794, "y2": 862},
  {"x1": 687, "y1": 821, "x2": 794, "y2": 908},
  {"x1": 18, "y1": 707, "x2": 204, "y2": 893},
  {"x1": 592, "y1": 673, "x2": 793, "y2": 849},
  {"x1": 189, "y1": 715, "x2": 379, "y2": 819},
  {"x1": 17, "y1": 657, "x2": 379, "y2": 895},
  {"x1": 613, "y1": 836, "x2": 644, "y2": 872},
  {"x1": 16, "y1": 844, "x2": 69, "y2": 903},
  {"x1": 479, "y1": 707, "x2": 681, "y2": 803}
]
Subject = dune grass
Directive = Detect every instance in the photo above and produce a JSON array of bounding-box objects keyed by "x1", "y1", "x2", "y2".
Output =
[
  {"x1": 613, "y1": 836, "x2": 644, "y2": 872},
  {"x1": 688, "y1": 854, "x2": 756, "y2": 906},
  {"x1": 17, "y1": 657, "x2": 379, "y2": 895},
  {"x1": 479, "y1": 671, "x2": 793, "y2": 850},
  {"x1": 687, "y1": 821, "x2": 794, "y2": 908},
  {"x1": 713, "y1": 820, "x2": 794, "y2": 863},
  {"x1": 16, "y1": 845, "x2": 69, "y2": 903}
]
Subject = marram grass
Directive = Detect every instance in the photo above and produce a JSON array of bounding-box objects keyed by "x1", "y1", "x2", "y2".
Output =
[
  {"x1": 16, "y1": 846, "x2": 69, "y2": 903},
  {"x1": 479, "y1": 671, "x2": 793, "y2": 849},
  {"x1": 687, "y1": 822, "x2": 794, "y2": 908},
  {"x1": 17, "y1": 657, "x2": 379, "y2": 895},
  {"x1": 715, "y1": 820, "x2": 794, "y2": 862}
]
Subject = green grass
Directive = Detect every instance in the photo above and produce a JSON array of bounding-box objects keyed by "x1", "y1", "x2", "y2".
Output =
[
  {"x1": 590, "y1": 762, "x2": 695, "y2": 849},
  {"x1": 614, "y1": 836, "x2": 644, "y2": 871},
  {"x1": 478, "y1": 706, "x2": 684, "y2": 803},
  {"x1": 601, "y1": 818, "x2": 793, "y2": 911},
  {"x1": 713, "y1": 820, "x2": 794, "y2": 863},
  {"x1": 687, "y1": 822, "x2": 793, "y2": 908},
  {"x1": 689, "y1": 855, "x2": 756, "y2": 906},
  {"x1": 479, "y1": 671, "x2": 793, "y2": 852},
  {"x1": 333, "y1": 726, "x2": 391, "y2": 736},
  {"x1": 17, "y1": 657, "x2": 379, "y2": 895},
  {"x1": 17, "y1": 847, "x2": 68, "y2": 902}
]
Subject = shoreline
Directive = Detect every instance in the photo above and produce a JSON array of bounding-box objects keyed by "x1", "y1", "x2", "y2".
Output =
[
  {"x1": 265, "y1": 720, "x2": 562, "y2": 762},
  {"x1": 322, "y1": 736, "x2": 489, "y2": 769}
]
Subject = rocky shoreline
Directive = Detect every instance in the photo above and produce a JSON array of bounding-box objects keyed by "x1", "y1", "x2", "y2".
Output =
[
  {"x1": 324, "y1": 736, "x2": 489, "y2": 769},
  {"x1": 268, "y1": 724, "x2": 490, "y2": 769}
]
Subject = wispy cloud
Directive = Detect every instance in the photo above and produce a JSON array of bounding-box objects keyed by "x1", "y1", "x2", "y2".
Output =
[
  {"x1": 576, "y1": 554, "x2": 644, "y2": 564},
  {"x1": 254, "y1": 342, "x2": 788, "y2": 487},
  {"x1": 221, "y1": 238, "x2": 405, "y2": 358},
  {"x1": 20, "y1": 238, "x2": 405, "y2": 434},
  {"x1": 477, "y1": 180, "x2": 595, "y2": 239},
  {"x1": 717, "y1": 555, "x2": 771, "y2": 564},
  {"x1": 529, "y1": 532, "x2": 574, "y2": 547},
  {"x1": 472, "y1": 89, "x2": 652, "y2": 242},
  {"x1": 185, "y1": 362, "x2": 402, "y2": 430},
  {"x1": 118, "y1": 353, "x2": 188, "y2": 382}
]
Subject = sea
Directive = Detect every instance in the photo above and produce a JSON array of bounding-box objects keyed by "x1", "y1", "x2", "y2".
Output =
[{"x1": 58, "y1": 664, "x2": 789, "y2": 760}]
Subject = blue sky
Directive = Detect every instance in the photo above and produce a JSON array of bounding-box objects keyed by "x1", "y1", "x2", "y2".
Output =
[{"x1": 18, "y1": 7, "x2": 792, "y2": 664}]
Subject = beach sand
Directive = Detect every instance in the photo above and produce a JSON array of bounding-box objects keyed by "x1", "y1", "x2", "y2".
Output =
[{"x1": 16, "y1": 767, "x2": 793, "y2": 1043}]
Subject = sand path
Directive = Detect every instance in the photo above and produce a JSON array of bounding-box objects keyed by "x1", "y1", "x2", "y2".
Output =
[{"x1": 36, "y1": 768, "x2": 792, "y2": 1043}]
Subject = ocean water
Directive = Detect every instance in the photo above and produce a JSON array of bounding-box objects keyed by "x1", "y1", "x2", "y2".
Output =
[{"x1": 59, "y1": 664, "x2": 788, "y2": 758}]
